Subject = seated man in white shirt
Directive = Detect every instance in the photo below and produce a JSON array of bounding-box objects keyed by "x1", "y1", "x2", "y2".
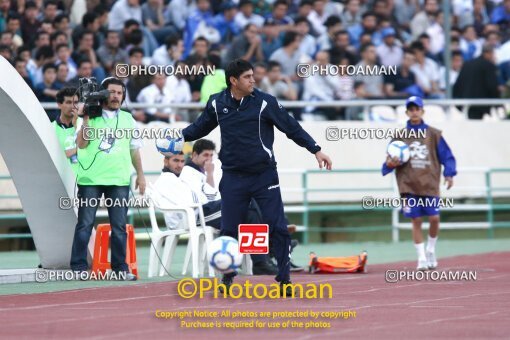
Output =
[
  {"x1": 154, "y1": 149, "x2": 280, "y2": 275},
  {"x1": 136, "y1": 73, "x2": 174, "y2": 123},
  {"x1": 179, "y1": 139, "x2": 220, "y2": 202},
  {"x1": 153, "y1": 152, "x2": 221, "y2": 230}
]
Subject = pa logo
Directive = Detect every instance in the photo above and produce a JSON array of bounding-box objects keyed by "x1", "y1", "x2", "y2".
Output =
[{"x1": 223, "y1": 108, "x2": 228, "y2": 113}]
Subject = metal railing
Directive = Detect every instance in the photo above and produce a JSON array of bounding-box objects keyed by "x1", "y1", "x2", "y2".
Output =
[
  {"x1": 283, "y1": 168, "x2": 510, "y2": 243},
  {"x1": 40, "y1": 98, "x2": 510, "y2": 121},
  {"x1": 2, "y1": 167, "x2": 509, "y2": 243},
  {"x1": 391, "y1": 168, "x2": 510, "y2": 241}
]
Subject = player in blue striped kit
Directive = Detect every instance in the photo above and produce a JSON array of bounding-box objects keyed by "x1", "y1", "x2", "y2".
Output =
[{"x1": 182, "y1": 59, "x2": 332, "y2": 295}]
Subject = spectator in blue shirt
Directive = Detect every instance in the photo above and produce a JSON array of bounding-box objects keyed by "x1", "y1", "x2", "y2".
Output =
[
  {"x1": 261, "y1": 19, "x2": 283, "y2": 60},
  {"x1": 348, "y1": 11, "x2": 382, "y2": 49},
  {"x1": 210, "y1": 2, "x2": 240, "y2": 47},
  {"x1": 490, "y1": 0, "x2": 510, "y2": 25},
  {"x1": 265, "y1": 0, "x2": 294, "y2": 31},
  {"x1": 183, "y1": 0, "x2": 214, "y2": 58}
]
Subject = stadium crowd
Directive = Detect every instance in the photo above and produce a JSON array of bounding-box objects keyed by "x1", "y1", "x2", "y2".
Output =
[{"x1": 1, "y1": 0, "x2": 510, "y2": 121}]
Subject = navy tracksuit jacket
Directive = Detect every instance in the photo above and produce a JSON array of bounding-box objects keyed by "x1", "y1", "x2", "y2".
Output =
[{"x1": 183, "y1": 88, "x2": 321, "y2": 282}]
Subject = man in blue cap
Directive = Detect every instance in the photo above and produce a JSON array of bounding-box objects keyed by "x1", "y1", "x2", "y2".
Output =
[
  {"x1": 382, "y1": 96, "x2": 457, "y2": 271},
  {"x1": 376, "y1": 27, "x2": 403, "y2": 67}
]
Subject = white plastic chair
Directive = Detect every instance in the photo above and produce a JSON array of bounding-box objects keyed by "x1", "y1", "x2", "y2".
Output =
[
  {"x1": 182, "y1": 224, "x2": 221, "y2": 278},
  {"x1": 423, "y1": 105, "x2": 447, "y2": 123},
  {"x1": 369, "y1": 105, "x2": 397, "y2": 122},
  {"x1": 447, "y1": 105, "x2": 466, "y2": 121},
  {"x1": 182, "y1": 210, "x2": 253, "y2": 277},
  {"x1": 145, "y1": 186, "x2": 206, "y2": 278},
  {"x1": 179, "y1": 199, "x2": 213, "y2": 278},
  {"x1": 240, "y1": 253, "x2": 253, "y2": 275},
  {"x1": 146, "y1": 187, "x2": 184, "y2": 277},
  {"x1": 396, "y1": 104, "x2": 447, "y2": 123},
  {"x1": 396, "y1": 105, "x2": 407, "y2": 123}
]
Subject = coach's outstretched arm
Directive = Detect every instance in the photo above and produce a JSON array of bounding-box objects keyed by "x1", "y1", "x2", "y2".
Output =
[
  {"x1": 182, "y1": 99, "x2": 219, "y2": 142},
  {"x1": 267, "y1": 97, "x2": 332, "y2": 170}
]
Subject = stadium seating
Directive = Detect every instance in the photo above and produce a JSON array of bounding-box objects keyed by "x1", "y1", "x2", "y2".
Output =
[
  {"x1": 180, "y1": 199, "x2": 215, "y2": 278},
  {"x1": 369, "y1": 105, "x2": 397, "y2": 123},
  {"x1": 423, "y1": 105, "x2": 447, "y2": 123},
  {"x1": 396, "y1": 105, "x2": 448, "y2": 123},
  {"x1": 448, "y1": 105, "x2": 466, "y2": 121}
]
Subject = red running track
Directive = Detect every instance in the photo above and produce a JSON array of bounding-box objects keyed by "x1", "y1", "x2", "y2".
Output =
[{"x1": 0, "y1": 252, "x2": 509, "y2": 339}]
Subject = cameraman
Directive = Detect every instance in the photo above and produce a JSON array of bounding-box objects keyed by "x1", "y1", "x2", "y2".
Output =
[{"x1": 72, "y1": 77, "x2": 146, "y2": 280}]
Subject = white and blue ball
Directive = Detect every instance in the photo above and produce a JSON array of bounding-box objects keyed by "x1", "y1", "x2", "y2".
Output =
[
  {"x1": 387, "y1": 140, "x2": 410, "y2": 163},
  {"x1": 155, "y1": 132, "x2": 184, "y2": 157},
  {"x1": 207, "y1": 236, "x2": 243, "y2": 273}
]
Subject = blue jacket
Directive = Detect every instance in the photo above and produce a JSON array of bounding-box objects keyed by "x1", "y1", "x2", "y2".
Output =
[
  {"x1": 210, "y1": 14, "x2": 240, "y2": 45},
  {"x1": 490, "y1": 5, "x2": 510, "y2": 24},
  {"x1": 183, "y1": 9, "x2": 214, "y2": 58},
  {"x1": 183, "y1": 88, "x2": 321, "y2": 173},
  {"x1": 382, "y1": 120, "x2": 457, "y2": 177},
  {"x1": 347, "y1": 24, "x2": 383, "y2": 49}
]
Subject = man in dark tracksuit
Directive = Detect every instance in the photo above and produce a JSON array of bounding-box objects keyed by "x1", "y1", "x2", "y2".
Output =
[{"x1": 182, "y1": 59, "x2": 332, "y2": 294}]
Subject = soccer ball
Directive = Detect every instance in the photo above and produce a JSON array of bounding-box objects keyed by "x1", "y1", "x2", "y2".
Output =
[
  {"x1": 155, "y1": 133, "x2": 184, "y2": 157},
  {"x1": 387, "y1": 140, "x2": 410, "y2": 163},
  {"x1": 207, "y1": 236, "x2": 244, "y2": 274}
]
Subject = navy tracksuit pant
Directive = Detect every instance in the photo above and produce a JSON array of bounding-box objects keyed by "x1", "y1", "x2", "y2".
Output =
[{"x1": 219, "y1": 167, "x2": 291, "y2": 282}]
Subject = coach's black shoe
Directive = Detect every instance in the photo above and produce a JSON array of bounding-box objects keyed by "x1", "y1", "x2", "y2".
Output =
[
  {"x1": 253, "y1": 262, "x2": 278, "y2": 275},
  {"x1": 279, "y1": 280, "x2": 294, "y2": 298},
  {"x1": 219, "y1": 272, "x2": 237, "y2": 295},
  {"x1": 290, "y1": 239, "x2": 299, "y2": 252}
]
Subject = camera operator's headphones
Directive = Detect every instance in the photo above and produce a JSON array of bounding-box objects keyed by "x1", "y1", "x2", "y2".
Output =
[{"x1": 100, "y1": 76, "x2": 127, "y2": 103}]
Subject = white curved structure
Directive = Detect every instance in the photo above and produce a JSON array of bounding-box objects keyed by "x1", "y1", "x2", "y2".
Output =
[{"x1": 0, "y1": 56, "x2": 78, "y2": 268}]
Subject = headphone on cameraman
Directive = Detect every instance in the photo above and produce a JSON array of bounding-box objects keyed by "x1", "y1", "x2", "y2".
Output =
[{"x1": 100, "y1": 76, "x2": 127, "y2": 104}]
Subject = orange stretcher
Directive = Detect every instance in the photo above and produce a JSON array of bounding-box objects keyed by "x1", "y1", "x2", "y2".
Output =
[{"x1": 308, "y1": 251, "x2": 368, "y2": 274}]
